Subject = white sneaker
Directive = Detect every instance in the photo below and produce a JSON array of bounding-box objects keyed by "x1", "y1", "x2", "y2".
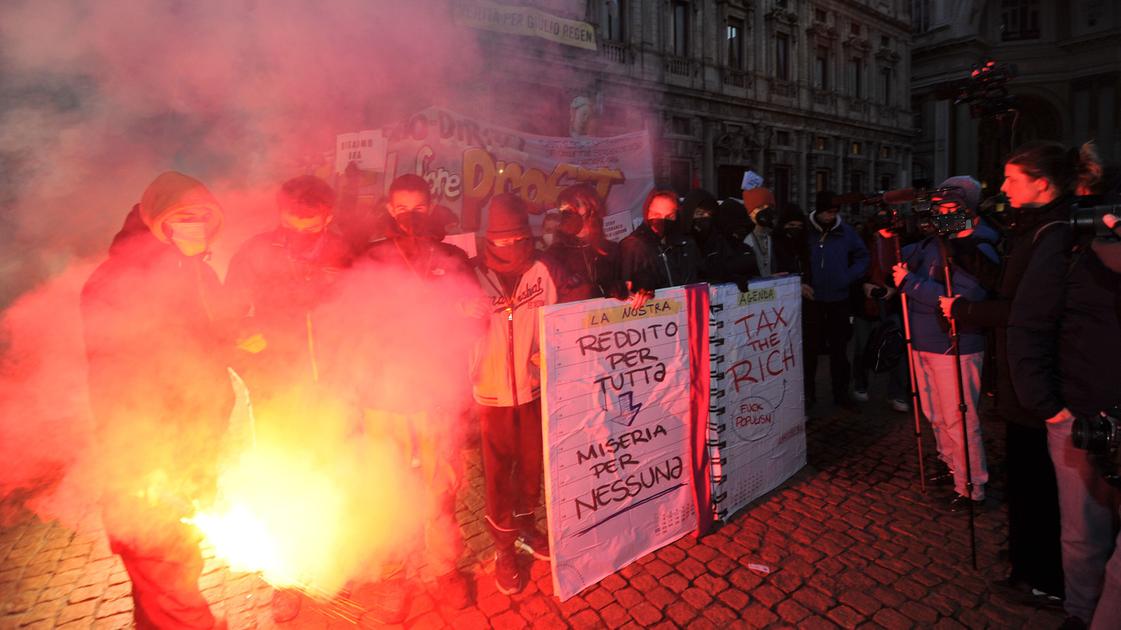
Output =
[
  {"x1": 890, "y1": 398, "x2": 909, "y2": 413},
  {"x1": 852, "y1": 390, "x2": 869, "y2": 402}
]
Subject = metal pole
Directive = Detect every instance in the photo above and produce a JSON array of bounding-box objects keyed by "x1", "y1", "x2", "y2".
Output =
[{"x1": 891, "y1": 235, "x2": 927, "y2": 495}]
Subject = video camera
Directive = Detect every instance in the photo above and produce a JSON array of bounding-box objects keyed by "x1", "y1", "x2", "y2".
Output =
[
  {"x1": 1073, "y1": 406, "x2": 1121, "y2": 487},
  {"x1": 864, "y1": 187, "x2": 972, "y2": 238},
  {"x1": 1070, "y1": 202, "x2": 1121, "y2": 241},
  {"x1": 932, "y1": 60, "x2": 1019, "y2": 119}
]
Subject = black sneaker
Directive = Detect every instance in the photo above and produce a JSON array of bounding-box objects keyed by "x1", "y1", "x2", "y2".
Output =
[
  {"x1": 948, "y1": 493, "x2": 984, "y2": 513},
  {"x1": 516, "y1": 529, "x2": 551, "y2": 561},
  {"x1": 495, "y1": 549, "x2": 522, "y2": 595}
]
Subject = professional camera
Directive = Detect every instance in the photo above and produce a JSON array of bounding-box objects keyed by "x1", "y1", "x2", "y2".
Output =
[
  {"x1": 1070, "y1": 202, "x2": 1121, "y2": 240},
  {"x1": 1072, "y1": 406, "x2": 1121, "y2": 487},
  {"x1": 913, "y1": 189, "x2": 973, "y2": 236}
]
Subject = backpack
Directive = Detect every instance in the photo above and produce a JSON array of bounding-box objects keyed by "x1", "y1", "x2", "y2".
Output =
[{"x1": 865, "y1": 310, "x2": 905, "y2": 373}]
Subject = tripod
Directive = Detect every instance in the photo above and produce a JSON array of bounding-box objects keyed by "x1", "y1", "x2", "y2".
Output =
[
  {"x1": 933, "y1": 235, "x2": 979, "y2": 570},
  {"x1": 890, "y1": 234, "x2": 927, "y2": 496}
]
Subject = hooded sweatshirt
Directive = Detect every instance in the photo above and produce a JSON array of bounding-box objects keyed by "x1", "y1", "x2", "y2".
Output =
[
  {"x1": 807, "y1": 211, "x2": 869, "y2": 302},
  {"x1": 81, "y1": 175, "x2": 232, "y2": 513}
]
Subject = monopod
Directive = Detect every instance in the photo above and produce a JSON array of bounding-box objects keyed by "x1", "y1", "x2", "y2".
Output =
[{"x1": 889, "y1": 234, "x2": 927, "y2": 495}]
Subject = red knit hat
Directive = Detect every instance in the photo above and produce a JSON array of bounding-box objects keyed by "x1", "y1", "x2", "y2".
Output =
[{"x1": 485, "y1": 193, "x2": 531, "y2": 239}]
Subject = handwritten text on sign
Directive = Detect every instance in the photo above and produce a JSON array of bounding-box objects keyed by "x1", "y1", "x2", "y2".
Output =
[{"x1": 541, "y1": 289, "x2": 697, "y2": 600}]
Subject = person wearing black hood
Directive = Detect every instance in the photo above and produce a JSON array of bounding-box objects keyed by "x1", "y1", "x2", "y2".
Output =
[
  {"x1": 619, "y1": 189, "x2": 702, "y2": 295},
  {"x1": 469, "y1": 193, "x2": 570, "y2": 595},
  {"x1": 1005, "y1": 141, "x2": 1121, "y2": 630},
  {"x1": 544, "y1": 183, "x2": 626, "y2": 301},
  {"x1": 678, "y1": 188, "x2": 719, "y2": 276},
  {"x1": 81, "y1": 171, "x2": 232, "y2": 630},
  {"x1": 700, "y1": 197, "x2": 760, "y2": 289}
]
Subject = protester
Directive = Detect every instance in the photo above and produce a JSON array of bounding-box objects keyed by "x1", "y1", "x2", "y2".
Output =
[
  {"x1": 361, "y1": 173, "x2": 477, "y2": 614},
  {"x1": 743, "y1": 185, "x2": 779, "y2": 277},
  {"x1": 470, "y1": 193, "x2": 564, "y2": 595},
  {"x1": 700, "y1": 197, "x2": 759, "y2": 289},
  {"x1": 805, "y1": 191, "x2": 869, "y2": 412},
  {"x1": 545, "y1": 184, "x2": 625, "y2": 301},
  {"x1": 619, "y1": 189, "x2": 701, "y2": 296},
  {"x1": 1006, "y1": 141, "x2": 1121, "y2": 630},
  {"x1": 81, "y1": 171, "x2": 232, "y2": 630},
  {"x1": 892, "y1": 176, "x2": 998, "y2": 510},
  {"x1": 851, "y1": 220, "x2": 909, "y2": 412},
  {"x1": 774, "y1": 204, "x2": 810, "y2": 278}
]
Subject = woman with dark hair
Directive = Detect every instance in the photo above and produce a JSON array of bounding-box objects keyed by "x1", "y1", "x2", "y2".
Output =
[
  {"x1": 1001, "y1": 141, "x2": 1121, "y2": 629},
  {"x1": 544, "y1": 183, "x2": 626, "y2": 301},
  {"x1": 619, "y1": 188, "x2": 701, "y2": 294}
]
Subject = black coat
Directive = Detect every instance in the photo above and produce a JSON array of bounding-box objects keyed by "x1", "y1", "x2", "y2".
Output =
[
  {"x1": 543, "y1": 234, "x2": 626, "y2": 301},
  {"x1": 951, "y1": 200, "x2": 1068, "y2": 426},
  {"x1": 619, "y1": 223, "x2": 701, "y2": 292},
  {"x1": 1007, "y1": 199, "x2": 1121, "y2": 420}
]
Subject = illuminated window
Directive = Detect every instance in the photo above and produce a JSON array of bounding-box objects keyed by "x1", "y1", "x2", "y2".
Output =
[
  {"x1": 727, "y1": 17, "x2": 744, "y2": 69},
  {"x1": 602, "y1": 0, "x2": 625, "y2": 42}
]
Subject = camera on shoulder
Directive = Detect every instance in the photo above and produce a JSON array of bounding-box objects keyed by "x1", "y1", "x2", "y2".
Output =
[{"x1": 1072, "y1": 406, "x2": 1121, "y2": 487}]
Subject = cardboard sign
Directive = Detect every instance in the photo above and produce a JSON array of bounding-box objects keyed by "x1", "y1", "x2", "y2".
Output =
[
  {"x1": 708, "y1": 277, "x2": 806, "y2": 520},
  {"x1": 539, "y1": 286, "x2": 708, "y2": 600}
]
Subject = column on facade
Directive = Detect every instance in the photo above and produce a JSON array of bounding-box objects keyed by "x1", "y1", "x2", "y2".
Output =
[
  {"x1": 798, "y1": 131, "x2": 810, "y2": 211},
  {"x1": 703, "y1": 118, "x2": 716, "y2": 192}
]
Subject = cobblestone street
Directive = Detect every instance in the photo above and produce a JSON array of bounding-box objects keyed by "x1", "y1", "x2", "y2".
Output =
[{"x1": 1, "y1": 393, "x2": 1066, "y2": 629}]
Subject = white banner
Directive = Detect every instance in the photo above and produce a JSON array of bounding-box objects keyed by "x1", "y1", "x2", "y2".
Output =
[
  {"x1": 540, "y1": 288, "x2": 698, "y2": 600},
  {"x1": 708, "y1": 277, "x2": 805, "y2": 520}
]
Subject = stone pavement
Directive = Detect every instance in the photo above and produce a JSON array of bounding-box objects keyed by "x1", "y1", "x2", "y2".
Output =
[{"x1": 0, "y1": 393, "x2": 1067, "y2": 629}]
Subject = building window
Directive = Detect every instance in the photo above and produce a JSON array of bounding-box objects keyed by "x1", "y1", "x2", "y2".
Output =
[
  {"x1": 814, "y1": 136, "x2": 829, "y2": 151},
  {"x1": 773, "y1": 166, "x2": 791, "y2": 209},
  {"x1": 727, "y1": 17, "x2": 745, "y2": 69},
  {"x1": 669, "y1": 159, "x2": 692, "y2": 196},
  {"x1": 776, "y1": 130, "x2": 791, "y2": 146},
  {"x1": 671, "y1": 1, "x2": 689, "y2": 56},
  {"x1": 880, "y1": 35, "x2": 891, "y2": 48},
  {"x1": 912, "y1": 0, "x2": 931, "y2": 33},
  {"x1": 880, "y1": 67, "x2": 893, "y2": 106},
  {"x1": 849, "y1": 171, "x2": 864, "y2": 194},
  {"x1": 671, "y1": 116, "x2": 691, "y2": 135},
  {"x1": 775, "y1": 33, "x2": 790, "y2": 81},
  {"x1": 601, "y1": 0, "x2": 625, "y2": 42},
  {"x1": 1001, "y1": 0, "x2": 1040, "y2": 41},
  {"x1": 850, "y1": 141, "x2": 863, "y2": 156},
  {"x1": 879, "y1": 145, "x2": 892, "y2": 159},
  {"x1": 850, "y1": 22, "x2": 861, "y2": 36},
  {"x1": 849, "y1": 58, "x2": 863, "y2": 98},
  {"x1": 814, "y1": 47, "x2": 830, "y2": 89},
  {"x1": 880, "y1": 174, "x2": 894, "y2": 190},
  {"x1": 815, "y1": 170, "x2": 830, "y2": 192},
  {"x1": 814, "y1": 8, "x2": 828, "y2": 22}
]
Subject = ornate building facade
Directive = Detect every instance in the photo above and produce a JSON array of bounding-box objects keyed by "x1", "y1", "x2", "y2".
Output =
[
  {"x1": 459, "y1": 0, "x2": 914, "y2": 213},
  {"x1": 912, "y1": 0, "x2": 1120, "y2": 192}
]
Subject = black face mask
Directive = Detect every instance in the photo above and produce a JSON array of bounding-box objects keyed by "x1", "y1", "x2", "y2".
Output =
[
  {"x1": 558, "y1": 210, "x2": 584, "y2": 236},
  {"x1": 648, "y1": 218, "x2": 675, "y2": 238},
  {"x1": 484, "y1": 238, "x2": 535, "y2": 276},
  {"x1": 394, "y1": 211, "x2": 429, "y2": 237},
  {"x1": 753, "y1": 208, "x2": 775, "y2": 229},
  {"x1": 692, "y1": 217, "x2": 712, "y2": 237},
  {"x1": 782, "y1": 226, "x2": 805, "y2": 241}
]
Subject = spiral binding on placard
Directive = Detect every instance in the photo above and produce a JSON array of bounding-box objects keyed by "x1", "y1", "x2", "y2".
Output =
[{"x1": 709, "y1": 287, "x2": 730, "y2": 519}]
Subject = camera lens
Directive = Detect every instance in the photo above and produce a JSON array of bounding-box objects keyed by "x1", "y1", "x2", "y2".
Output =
[{"x1": 1072, "y1": 416, "x2": 1107, "y2": 453}]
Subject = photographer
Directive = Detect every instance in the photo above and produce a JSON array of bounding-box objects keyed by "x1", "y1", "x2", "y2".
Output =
[
  {"x1": 892, "y1": 176, "x2": 999, "y2": 511},
  {"x1": 1007, "y1": 141, "x2": 1121, "y2": 630}
]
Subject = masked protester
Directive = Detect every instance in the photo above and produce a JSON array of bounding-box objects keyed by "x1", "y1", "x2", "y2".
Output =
[
  {"x1": 1006, "y1": 142, "x2": 1121, "y2": 630},
  {"x1": 774, "y1": 204, "x2": 810, "y2": 278},
  {"x1": 81, "y1": 172, "x2": 232, "y2": 630},
  {"x1": 543, "y1": 184, "x2": 623, "y2": 301},
  {"x1": 892, "y1": 176, "x2": 999, "y2": 511},
  {"x1": 806, "y1": 191, "x2": 870, "y2": 414},
  {"x1": 469, "y1": 193, "x2": 568, "y2": 595},
  {"x1": 619, "y1": 189, "x2": 701, "y2": 294},
  {"x1": 699, "y1": 197, "x2": 759, "y2": 290},
  {"x1": 352, "y1": 173, "x2": 478, "y2": 618},
  {"x1": 222, "y1": 175, "x2": 352, "y2": 622},
  {"x1": 743, "y1": 186, "x2": 780, "y2": 277}
]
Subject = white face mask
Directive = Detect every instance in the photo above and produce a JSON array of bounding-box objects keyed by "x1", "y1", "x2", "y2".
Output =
[{"x1": 168, "y1": 221, "x2": 209, "y2": 256}]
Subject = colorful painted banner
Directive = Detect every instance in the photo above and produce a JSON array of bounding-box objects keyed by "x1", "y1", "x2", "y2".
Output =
[
  {"x1": 707, "y1": 277, "x2": 806, "y2": 521},
  {"x1": 335, "y1": 107, "x2": 654, "y2": 236},
  {"x1": 539, "y1": 286, "x2": 710, "y2": 600},
  {"x1": 453, "y1": 0, "x2": 598, "y2": 50}
]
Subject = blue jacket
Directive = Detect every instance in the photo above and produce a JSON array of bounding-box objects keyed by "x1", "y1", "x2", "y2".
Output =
[
  {"x1": 899, "y1": 221, "x2": 1000, "y2": 354},
  {"x1": 807, "y1": 212, "x2": 869, "y2": 302}
]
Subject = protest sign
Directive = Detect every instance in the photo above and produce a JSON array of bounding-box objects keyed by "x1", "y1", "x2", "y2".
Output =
[
  {"x1": 707, "y1": 276, "x2": 806, "y2": 521},
  {"x1": 335, "y1": 107, "x2": 653, "y2": 235},
  {"x1": 539, "y1": 286, "x2": 709, "y2": 600}
]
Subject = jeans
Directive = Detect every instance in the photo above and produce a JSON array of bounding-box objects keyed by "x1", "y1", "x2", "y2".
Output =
[
  {"x1": 479, "y1": 399, "x2": 544, "y2": 550},
  {"x1": 913, "y1": 351, "x2": 988, "y2": 499},
  {"x1": 804, "y1": 299, "x2": 852, "y2": 403},
  {"x1": 1046, "y1": 416, "x2": 1121, "y2": 626}
]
